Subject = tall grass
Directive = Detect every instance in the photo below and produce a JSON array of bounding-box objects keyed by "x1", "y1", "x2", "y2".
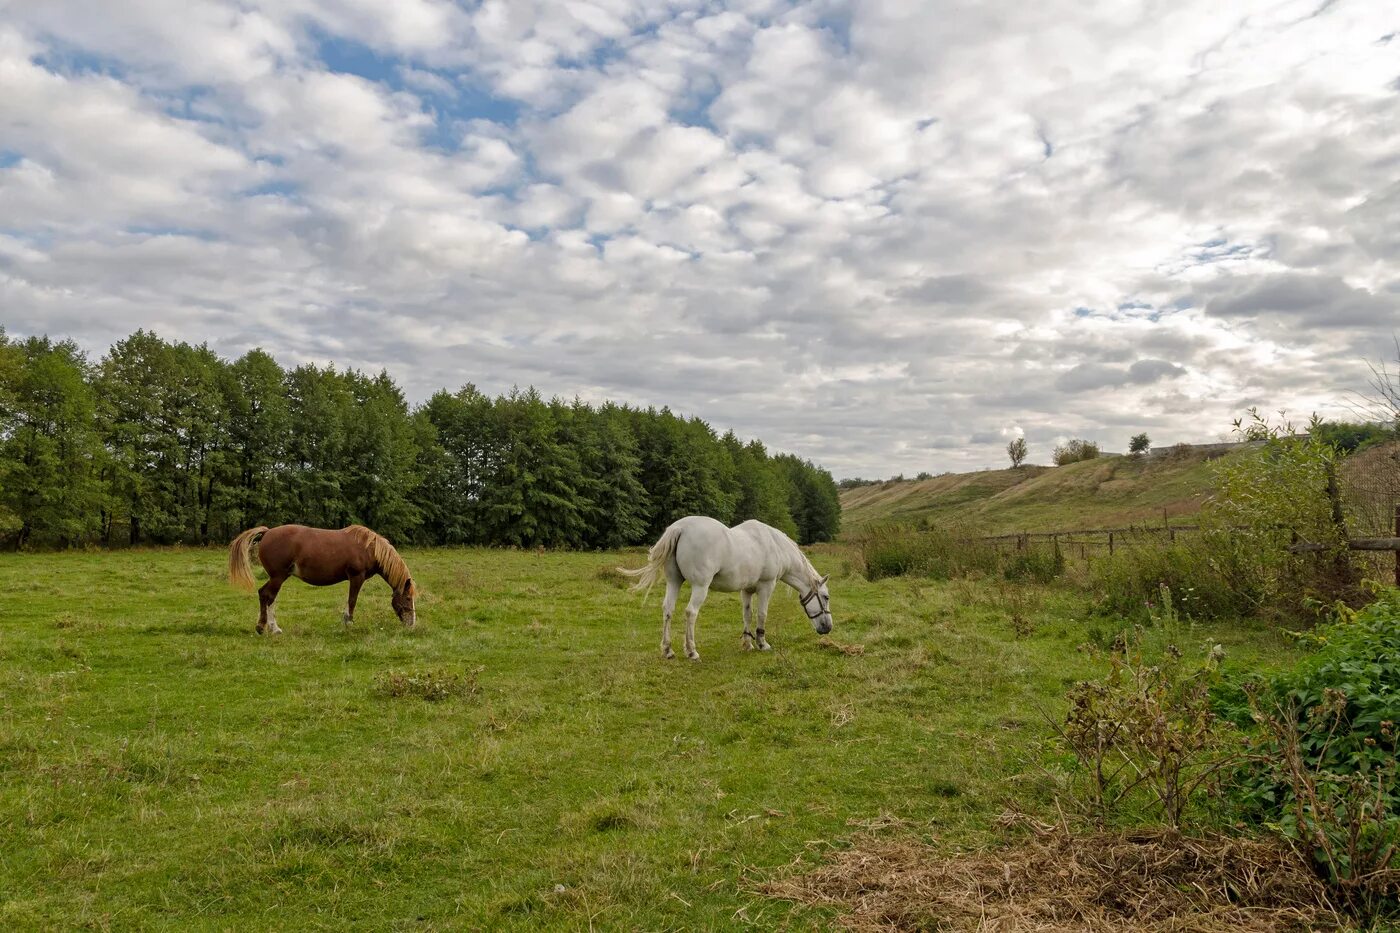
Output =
[
  {"x1": 859, "y1": 524, "x2": 1267, "y2": 622},
  {"x1": 1081, "y1": 533, "x2": 1260, "y2": 622},
  {"x1": 859, "y1": 524, "x2": 1063, "y2": 584}
]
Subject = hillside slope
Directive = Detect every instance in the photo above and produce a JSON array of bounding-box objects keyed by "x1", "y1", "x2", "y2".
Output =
[{"x1": 840, "y1": 451, "x2": 1224, "y2": 535}]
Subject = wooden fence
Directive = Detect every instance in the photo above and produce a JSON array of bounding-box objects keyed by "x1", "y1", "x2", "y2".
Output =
[
  {"x1": 982, "y1": 506, "x2": 1400, "y2": 586},
  {"x1": 1288, "y1": 505, "x2": 1400, "y2": 586},
  {"x1": 981, "y1": 522, "x2": 1203, "y2": 561}
]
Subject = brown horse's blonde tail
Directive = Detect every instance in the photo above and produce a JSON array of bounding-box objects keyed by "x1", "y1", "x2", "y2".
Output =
[
  {"x1": 617, "y1": 523, "x2": 682, "y2": 600},
  {"x1": 228, "y1": 526, "x2": 269, "y2": 591}
]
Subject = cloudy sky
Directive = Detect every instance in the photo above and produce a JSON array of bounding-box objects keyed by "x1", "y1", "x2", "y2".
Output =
[{"x1": 2, "y1": 1, "x2": 1397, "y2": 478}]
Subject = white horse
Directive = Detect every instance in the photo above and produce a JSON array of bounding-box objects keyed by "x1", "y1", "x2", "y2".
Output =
[{"x1": 620, "y1": 515, "x2": 832, "y2": 660}]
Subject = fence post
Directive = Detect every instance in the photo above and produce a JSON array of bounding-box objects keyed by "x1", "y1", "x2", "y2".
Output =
[{"x1": 1108, "y1": 531, "x2": 1115, "y2": 556}]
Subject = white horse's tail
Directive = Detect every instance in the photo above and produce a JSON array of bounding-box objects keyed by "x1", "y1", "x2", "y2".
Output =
[{"x1": 617, "y1": 522, "x2": 683, "y2": 598}]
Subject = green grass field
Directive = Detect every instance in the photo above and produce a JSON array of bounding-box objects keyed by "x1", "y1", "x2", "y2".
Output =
[
  {"x1": 0, "y1": 547, "x2": 1297, "y2": 930},
  {"x1": 839, "y1": 451, "x2": 1226, "y2": 534}
]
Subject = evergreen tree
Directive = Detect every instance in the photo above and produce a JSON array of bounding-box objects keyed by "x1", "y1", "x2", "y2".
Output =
[
  {"x1": 414, "y1": 385, "x2": 498, "y2": 544},
  {"x1": 284, "y1": 364, "x2": 354, "y2": 527},
  {"x1": 0, "y1": 336, "x2": 102, "y2": 547},
  {"x1": 568, "y1": 400, "x2": 650, "y2": 548},
  {"x1": 226, "y1": 349, "x2": 291, "y2": 528},
  {"x1": 476, "y1": 388, "x2": 583, "y2": 547},
  {"x1": 165, "y1": 341, "x2": 230, "y2": 543},
  {"x1": 0, "y1": 328, "x2": 19, "y2": 539},
  {"x1": 97, "y1": 330, "x2": 182, "y2": 544},
  {"x1": 632, "y1": 408, "x2": 737, "y2": 535},
  {"x1": 341, "y1": 369, "x2": 422, "y2": 540},
  {"x1": 775, "y1": 454, "x2": 841, "y2": 544},
  {"x1": 723, "y1": 432, "x2": 798, "y2": 536},
  {"x1": 0, "y1": 326, "x2": 844, "y2": 549}
]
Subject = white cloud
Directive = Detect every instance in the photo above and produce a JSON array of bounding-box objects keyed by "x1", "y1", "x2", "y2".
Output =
[{"x1": 1, "y1": 1, "x2": 1398, "y2": 478}]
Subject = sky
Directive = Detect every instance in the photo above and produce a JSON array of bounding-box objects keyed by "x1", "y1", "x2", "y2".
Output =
[{"x1": 1, "y1": 0, "x2": 1397, "y2": 479}]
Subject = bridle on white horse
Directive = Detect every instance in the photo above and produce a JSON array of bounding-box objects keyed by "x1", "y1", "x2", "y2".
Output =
[{"x1": 799, "y1": 584, "x2": 829, "y2": 620}]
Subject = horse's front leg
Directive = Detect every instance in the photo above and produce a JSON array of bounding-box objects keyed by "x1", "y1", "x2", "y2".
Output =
[
  {"x1": 343, "y1": 575, "x2": 364, "y2": 627},
  {"x1": 753, "y1": 581, "x2": 776, "y2": 650},
  {"x1": 683, "y1": 583, "x2": 709, "y2": 661},
  {"x1": 258, "y1": 576, "x2": 285, "y2": 635},
  {"x1": 741, "y1": 590, "x2": 756, "y2": 649}
]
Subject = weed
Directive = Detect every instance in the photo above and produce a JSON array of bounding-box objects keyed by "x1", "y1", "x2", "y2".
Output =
[
  {"x1": 1053, "y1": 631, "x2": 1239, "y2": 829},
  {"x1": 373, "y1": 666, "x2": 481, "y2": 701},
  {"x1": 1223, "y1": 590, "x2": 1400, "y2": 913}
]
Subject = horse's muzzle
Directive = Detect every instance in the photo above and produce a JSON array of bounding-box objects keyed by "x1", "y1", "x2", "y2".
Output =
[{"x1": 815, "y1": 616, "x2": 832, "y2": 635}]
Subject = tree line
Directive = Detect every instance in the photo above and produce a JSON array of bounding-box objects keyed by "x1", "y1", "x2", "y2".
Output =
[{"x1": 0, "y1": 328, "x2": 841, "y2": 550}]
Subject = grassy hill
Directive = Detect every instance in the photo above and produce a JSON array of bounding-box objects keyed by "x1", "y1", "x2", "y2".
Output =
[{"x1": 839, "y1": 450, "x2": 1228, "y2": 536}]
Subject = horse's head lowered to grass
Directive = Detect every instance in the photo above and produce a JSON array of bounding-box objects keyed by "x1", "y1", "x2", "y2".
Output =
[
  {"x1": 390, "y1": 578, "x2": 417, "y2": 628},
  {"x1": 800, "y1": 573, "x2": 832, "y2": 635},
  {"x1": 367, "y1": 530, "x2": 417, "y2": 628}
]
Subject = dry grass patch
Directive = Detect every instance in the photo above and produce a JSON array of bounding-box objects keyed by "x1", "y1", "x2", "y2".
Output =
[
  {"x1": 761, "y1": 814, "x2": 1347, "y2": 932},
  {"x1": 817, "y1": 637, "x2": 866, "y2": 656}
]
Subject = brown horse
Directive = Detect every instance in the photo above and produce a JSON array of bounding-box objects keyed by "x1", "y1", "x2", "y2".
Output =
[{"x1": 228, "y1": 524, "x2": 417, "y2": 634}]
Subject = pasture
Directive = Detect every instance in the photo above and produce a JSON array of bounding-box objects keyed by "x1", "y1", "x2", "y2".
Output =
[{"x1": 0, "y1": 547, "x2": 1296, "y2": 929}]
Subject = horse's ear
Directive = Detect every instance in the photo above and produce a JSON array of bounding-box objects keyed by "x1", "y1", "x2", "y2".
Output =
[{"x1": 820, "y1": 574, "x2": 829, "y2": 585}]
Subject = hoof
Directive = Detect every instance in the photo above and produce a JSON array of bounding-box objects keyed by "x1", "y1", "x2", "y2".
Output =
[
  {"x1": 759, "y1": 643, "x2": 772, "y2": 651},
  {"x1": 663, "y1": 648, "x2": 676, "y2": 659},
  {"x1": 686, "y1": 650, "x2": 701, "y2": 661}
]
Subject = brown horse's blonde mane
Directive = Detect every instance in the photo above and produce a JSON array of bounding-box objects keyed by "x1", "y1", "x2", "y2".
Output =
[{"x1": 349, "y1": 525, "x2": 415, "y2": 595}]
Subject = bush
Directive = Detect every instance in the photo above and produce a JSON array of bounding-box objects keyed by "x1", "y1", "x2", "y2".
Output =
[
  {"x1": 1054, "y1": 631, "x2": 1240, "y2": 828},
  {"x1": 1223, "y1": 589, "x2": 1400, "y2": 909},
  {"x1": 1206, "y1": 410, "x2": 1360, "y2": 615},
  {"x1": 1053, "y1": 439, "x2": 1100, "y2": 465},
  {"x1": 858, "y1": 524, "x2": 1001, "y2": 581},
  {"x1": 859, "y1": 524, "x2": 1066, "y2": 584},
  {"x1": 1086, "y1": 410, "x2": 1362, "y2": 625},
  {"x1": 1003, "y1": 545, "x2": 1064, "y2": 584},
  {"x1": 1312, "y1": 419, "x2": 1398, "y2": 453},
  {"x1": 1086, "y1": 536, "x2": 1257, "y2": 622}
]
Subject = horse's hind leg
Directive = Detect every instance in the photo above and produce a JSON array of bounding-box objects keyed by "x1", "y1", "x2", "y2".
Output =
[
  {"x1": 741, "y1": 590, "x2": 756, "y2": 649},
  {"x1": 661, "y1": 572, "x2": 681, "y2": 660},
  {"x1": 258, "y1": 575, "x2": 286, "y2": 635},
  {"x1": 683, "y1": 582, "x2": 710, "y2": 661}
]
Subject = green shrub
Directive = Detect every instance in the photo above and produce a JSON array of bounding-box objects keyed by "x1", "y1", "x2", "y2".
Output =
[
  {"x1": 1002, "y1": 545, "x2": 1064, "y2": 584},
  {"x1": 1053, "y1": 630, "x2": 1240, "y2": 828},
  {"x1": 1222, "y1": 589, "x2": 1400, "y2": 910},
  {"x1": 1205, "y1": 410, "x2": 1359, "y2": 616},
  {"x1": 1086, "y1": 536, "x2": 1255, "y2": 622},
  {"x1": 858, "y1": 524, "x2": 1001, "y2": 581},
  {"x1": 1053, "y1": 439, "x2": 1100, "y2": 465}
]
